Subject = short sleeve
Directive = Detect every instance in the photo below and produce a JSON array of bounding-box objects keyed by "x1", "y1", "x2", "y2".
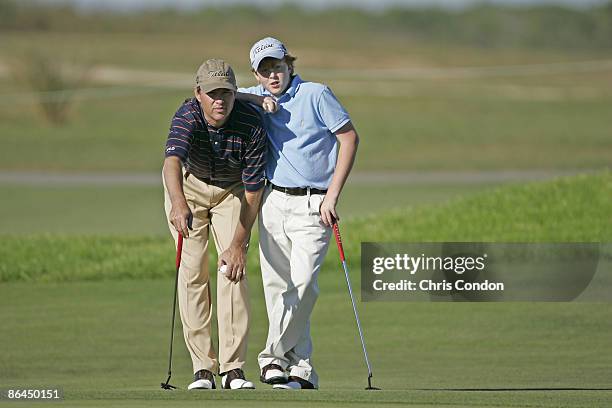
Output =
[
  {"x1": 317, "y1": 86, "x2": 351, "y2": 133},
  {"x1": 165, "y1": 112, "x2": 194, "y2": 162}
]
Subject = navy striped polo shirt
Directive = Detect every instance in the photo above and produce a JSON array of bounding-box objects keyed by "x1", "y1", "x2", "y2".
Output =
[{"x1": 165, "y1": 98, "x2": 267, "y2": 192}]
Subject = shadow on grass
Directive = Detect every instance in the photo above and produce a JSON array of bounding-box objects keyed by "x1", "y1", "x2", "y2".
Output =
[{"x1": 421, "y1": 388, "x2": 612, "y2": 391}]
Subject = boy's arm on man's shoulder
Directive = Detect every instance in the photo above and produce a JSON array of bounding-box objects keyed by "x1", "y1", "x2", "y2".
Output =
[
  {"x1": 236, "y1": 91, "x2": 263, "y2": 105},
  {"x1": 236, "y1": 85, "x2": 264, "y2": 104},
  {"x1": 237, "y1": 91, "x2": 278, "y2": 113}
]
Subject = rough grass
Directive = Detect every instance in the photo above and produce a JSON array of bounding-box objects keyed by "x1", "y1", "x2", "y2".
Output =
[
  {"x1": 1, "y1": 82, "x2": 611, "y2": 172},
  {"x1": 1, "y1": 28, "x2": 612, "y2": 173},
  {"x1": 351, "y1": 171, "x2": 612, "y2": 242}
]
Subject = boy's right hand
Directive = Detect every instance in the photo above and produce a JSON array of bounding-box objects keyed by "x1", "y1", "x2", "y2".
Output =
[{"x1": 262, "y1": 96, "x2": 278, "y2": 113}]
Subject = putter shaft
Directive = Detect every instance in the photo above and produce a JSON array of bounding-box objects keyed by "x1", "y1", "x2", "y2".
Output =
[
  {"x1": 333, "y1": 223, "x2": 379, "y2": 389},
  {"x1": 161, "y1": 233, "x2": 183, "y2": 390},
  {"x1": 340, "y1": 258, "x2": 373, "y2": 377}
]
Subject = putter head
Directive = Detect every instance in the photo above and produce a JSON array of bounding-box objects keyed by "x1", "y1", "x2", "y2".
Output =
[
  {"x1": 160, "y1": 382, "x2": 177, "y2": 390},
  {"x1": 366, "y1": 375, "x2": 381, "y2": 390}
]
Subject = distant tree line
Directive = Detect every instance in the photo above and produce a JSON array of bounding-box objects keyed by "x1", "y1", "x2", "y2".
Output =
[{"x1": 1, "y1": 0, "x2": 611, "y2": 50}]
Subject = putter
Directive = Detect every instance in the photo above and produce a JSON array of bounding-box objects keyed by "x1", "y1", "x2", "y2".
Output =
[
  {"x1": 160, "y1": 233, "x2": 183, "y2": 390},
  {"x1": 332, "y1": 221, "x2": 380, "y2": 390}
]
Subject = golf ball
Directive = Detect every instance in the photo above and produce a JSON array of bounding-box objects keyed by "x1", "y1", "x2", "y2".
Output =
[{"x1": 219, "y1": 264, "x2": 228, "y2": 275}]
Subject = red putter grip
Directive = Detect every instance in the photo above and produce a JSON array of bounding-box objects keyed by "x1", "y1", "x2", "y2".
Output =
[
  {"x1": 175, "y1": 234, "x2": 183, "y2": 269},
  {"x1": 333, "y1": 223, "x2": 346, "y2": 262}
]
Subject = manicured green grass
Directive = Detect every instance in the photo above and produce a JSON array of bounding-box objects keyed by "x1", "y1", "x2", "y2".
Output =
[
  {"x1": 1, "y1": 174, "x2": 611, "y2": 407},
  {"x1": 1, "y1": 279, "x2": 610, "y2": 407}
]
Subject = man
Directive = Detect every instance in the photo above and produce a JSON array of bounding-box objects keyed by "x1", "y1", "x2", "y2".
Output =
[
  {"x1": 163, "y1": 59, "x2": 266, "y2": 390},
  {"x1": 238, "y1": 38, "x2": 359, "y2": 389}
]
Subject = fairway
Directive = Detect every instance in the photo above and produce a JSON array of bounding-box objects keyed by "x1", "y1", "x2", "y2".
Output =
[
  {"x1": 1, "y1": 281, "x2": 611, "y2": 407},
  {"x1": 1, "y1": 174, "x2": 611, "y2": 407}
]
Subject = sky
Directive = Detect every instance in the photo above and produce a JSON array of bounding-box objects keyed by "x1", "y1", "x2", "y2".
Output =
[{"x1": 37, "y1": 0, "x2": 610, "y2": 12}]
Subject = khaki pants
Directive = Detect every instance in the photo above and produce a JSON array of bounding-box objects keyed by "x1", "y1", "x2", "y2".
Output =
[
  {"x1": 258, "y1": 186, "x2": 332, "y2": 387},
  {"x1": 163, "y1": 173, "x2": 250, "y2": 375}
]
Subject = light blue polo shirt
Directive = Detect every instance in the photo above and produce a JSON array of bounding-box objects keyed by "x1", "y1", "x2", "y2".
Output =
[{"x1": 238, "y1": 75, "x2": 350, "y2": 189}]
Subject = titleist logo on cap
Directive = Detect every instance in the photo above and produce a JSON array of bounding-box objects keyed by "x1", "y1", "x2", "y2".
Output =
[
  {"x1": 208, "y1": 70, "x2": 231, "y2": 78},
  {"x1": 254, "y1": 43, "x2": 275, "y2": 54},
  {"x1": 253, "y1": 42, "x2": 286, "y2": 55}
]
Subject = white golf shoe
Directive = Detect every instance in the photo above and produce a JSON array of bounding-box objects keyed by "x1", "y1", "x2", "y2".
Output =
[
  {"x1": 273, "y1": 376, "x2": 316, "y2": 390},
  {"x1": 260, "y1": 364, "x2": 288, "y2": 385},
  {"x1": 187, "y1": 369, "x2": 216, "y2": 390},
  {"x1": 221, "y1": 368, "x2": 255, "y2": 390},
  {"x1": 272, "y1": 382, "x2": 301, "y2": 390}
]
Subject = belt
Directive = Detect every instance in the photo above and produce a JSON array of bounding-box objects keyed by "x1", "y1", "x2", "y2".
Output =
[
  {"x1": 190, "y1": 174, "x2": 212, "y2": 184},
  {"x1": 270, "y1": 183, "x2": 327, "y2": 196},
  {"x1": 185, "y1": 172, "x2": 239, "y2": 189}
]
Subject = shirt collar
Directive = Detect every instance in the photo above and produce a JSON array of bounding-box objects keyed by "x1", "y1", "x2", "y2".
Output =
[{"x1": 285, "y1": 74, "x2": 302, "y2": 98}]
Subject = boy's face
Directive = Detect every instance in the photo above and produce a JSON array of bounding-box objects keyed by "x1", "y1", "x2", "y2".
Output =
[{"x1": 254, "y1": 57, "x2": 291, "y2": 97}]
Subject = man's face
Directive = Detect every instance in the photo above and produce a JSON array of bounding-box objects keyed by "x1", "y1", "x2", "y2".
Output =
[
  {"x1": 196, "y1": 87, "x2": 235, "y2": 126},
  {"x1": 254, "y1": 58, "x2": 291, "y2": 97}
]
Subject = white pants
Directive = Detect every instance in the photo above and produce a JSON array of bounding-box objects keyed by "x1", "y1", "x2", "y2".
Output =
[{"x1": 257, "y1": 185, "x2": 332, "y2": 387}]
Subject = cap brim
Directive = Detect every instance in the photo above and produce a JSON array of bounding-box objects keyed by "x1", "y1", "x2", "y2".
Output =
[
  {"x1": 198, "y1": 82, "x2": 237, "y2": 94},
  {"x1": 252, "y1": 49, "x2": 286, "y2": 71}
]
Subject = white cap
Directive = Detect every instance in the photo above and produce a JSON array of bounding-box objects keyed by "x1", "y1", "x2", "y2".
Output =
[{"x1": 249, "y1": 37, "x2": 287, "y2": 71}]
